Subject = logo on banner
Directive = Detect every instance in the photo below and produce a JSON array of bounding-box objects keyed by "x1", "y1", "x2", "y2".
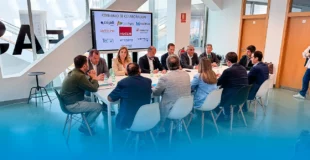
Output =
[
  {"x1": 120, "y1": 39, "x2": 134, "y2": 42},
  {"x1": 100, "y1": 29, "x2": 115, "y2": 33},
  {"x1": 102, "y1": 38, "x2": 114, "y2": 43},
  {"x1": 101, "y1": 21, "x2": 114, "y2": 26},
  {"x1": 119, "y1": 27, "x2": 132, "y2": 36},
  {"x1": 136, "y1": 28, "x2": 148, "y2": 33},
  {"x1": 117, "y1": 21, "x2": 134, "y2": 26},
  {"x1": 137, "y1": 38, "x2": 149, "y2": 42},
  {"x1": 136, "y1": 22, "x2": 150, "y2": 26}
]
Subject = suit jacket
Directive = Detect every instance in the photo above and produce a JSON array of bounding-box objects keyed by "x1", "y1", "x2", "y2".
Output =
[
  {"x1": 198, "y1": 52, "x2": 220, "y2": 64},
  {"x1": 239, "y1": 55, "x2": 253, "y2": 70},
  {"x1": 180, "y1": 52, "x2": 199, "y2": 69},
  {"x1": 108, "y1": 75, "x2": 152, "y2": 130},
  {"x1": 217, "y1": 63, "x2": 248, "y2": 107},
  {"x1": 139, "y1": 54, "x2": 164, "y2": 73},
  {"x1": 248, "y1": 62, "x2": 269, "y2": 100},
  {"x1": 152, "y1": 70, "x2": 191, "y2": 120},
  {"x1": 112, "y1": 58, "x2": 132, "y2": 76},
  {"x1": 161, "y1": 53, "x2": 169, "y2": 70},
  {"x1": 88, "y1": 58, "x2": 109, "y2": 77}
]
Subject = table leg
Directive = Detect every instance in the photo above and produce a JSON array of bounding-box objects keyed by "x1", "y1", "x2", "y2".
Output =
[{"x1": 107, "y1": 103, "x2": 113, "y2": 152}]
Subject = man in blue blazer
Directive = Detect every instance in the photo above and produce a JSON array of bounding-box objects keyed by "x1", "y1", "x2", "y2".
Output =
[
  {"x1": 248, "y1": 51, "x2": 269, "y2": 100},
  {"x1": 217, "y1": 52, "x2": 248, "y2": 118},
  {"x1": 108, "y1": 63, "x2": 152, "y2": 130},
  {"x1": 139, "y1": 46, "x2": 167, "y2": 74}
]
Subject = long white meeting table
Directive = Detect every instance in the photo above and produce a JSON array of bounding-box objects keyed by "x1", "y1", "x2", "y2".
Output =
[{"x1": 93, "y1": 66, "x2": 229, "y2": 152}]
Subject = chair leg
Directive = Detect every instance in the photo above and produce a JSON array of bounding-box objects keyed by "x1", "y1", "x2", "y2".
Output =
[
  {"x1": 135, "y1": 133, "x2": 140, "y2": 155},
  {"x1": 259, "y1": 97, "x2": 266, "y2": 116},
  {"x1": 66, "y1": 115, "x2": 73, "y2": 144},
  {"x1": 27, "y1": 87, "x2": 35, "y2": 104},
  {"x1": 156, "y1": 120, "x2": 165, "y2": 138},
  {"x1": 230, "y1": 106, "x2": 234, "y2": 131},
  {"x1": 182, "y1": 119, "x2": 192, "y2": 144},
  {"x1": 39, "y1": 88, "x2": 44, "y2": 102},
  {"x1": 43, "y1": 87, "x2": 52, "y2": 103},
  {"x1": 149, "y1": 131, "x2": 157, "y2": 151},
  {"x1": 169, "y1": 121, "x2": 174, "y2": 148},
  {"x1": 35, "y1": 89, "x2": 38, "y2": 107},
  {"x1": 210, "y1": 111, "x2": 219, "y2": 133},
  {"x1": 63, "y1": 115, "x2": 69, "y2": 135},
  {"x1": 81, "y1": 114, "x2": 93, "y2": 136},
  {"x1": 124, "y1": 131, "x2": 132, "y2": 147},
  {"x1": 201, "y1": 112, "x2": 205, "y2": 139},
  {"x1": 254, "y1": 100, "x2": 257, "y2": 119},
  {"x1": 240, "y1": 105, "x2": 247, "y2": 127},
  {"x1": 215, "y1": 108, "x2": 223, "y2": 121},
  {"x1": 186, "y1": 113, "x2": 193, "y2": 129}
]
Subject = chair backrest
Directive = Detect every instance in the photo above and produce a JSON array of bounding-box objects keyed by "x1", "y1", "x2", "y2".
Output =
[
  {"x1": 54, "y1": 89, "x2": 70, "y2": 114},
  {"x1": 199, "y1": 88, "x2": 223, "y2": 111},
  {"x1": 168, "y1": 96, "x2": 193, "y2": 120},
  {"x1": 230, "y1": 85, "x2": 252, "y2": 106},
  {"x1": 256, "y1": 79, "x2": 270, "y2": 98},
  {"x1": 268, "y1": 74, "x2": 274, "y2": 89},
  {"x1": 130, "y1": 103, "x2": 160, "y2": 132}
]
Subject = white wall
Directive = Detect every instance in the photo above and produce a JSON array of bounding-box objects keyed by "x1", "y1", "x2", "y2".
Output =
[
  {"x1": 206, "y1": 0, "x2": 242, "y2": 56},
  {"x1": 207, "y1": 0, "x2": 288, "y2": 83},
  {"x1": 264, "y1": 0, "x2": 288, "y2": 83}
]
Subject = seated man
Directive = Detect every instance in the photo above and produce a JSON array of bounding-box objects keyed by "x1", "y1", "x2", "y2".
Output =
[
  {"x1": 153, "y1": 55, "x2": 191, "y2": 123},
  {"x1": 108, "y1": 63, "x2": 152, "y2": 130},
  {"x1": 60, "y1": 55, "x2": 102, "y2": 135},
  {"x1": 239, "y1": 45, "x2": 256, "y2": 70},
  {"x1": 161, "y1": 43, "x2": 176, "y2": 70},
  {"x1": 248, "y1": 51, "x2": 269, "y2": 100},
  {"x1": 139, "y1": 46, "x2": 167, "y2": 74},
  {"x1": 217, "y1": 52, "x2": 248, "y2": 119},
  {"x1": 198, "y1": 44, "x2": 220, "y2": 67},
  {"x1": 180, "y1": 45, "x2": 199, "y2": 69},
  {"x1": 88, "y1": 49, "x2": 109, "y2": 80}
]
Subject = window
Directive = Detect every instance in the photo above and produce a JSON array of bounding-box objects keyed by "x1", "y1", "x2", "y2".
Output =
[
  {"x1": 291, "y1": 0, "x2": 310, "y2": 13},
  {"x1": 245, "y1": 1, "x2": 268, "y2": 15}
]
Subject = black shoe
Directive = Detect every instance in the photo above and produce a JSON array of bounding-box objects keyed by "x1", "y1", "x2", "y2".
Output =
[{"x1": 78, "y1": 126, "x2": 95, "y2": 136}]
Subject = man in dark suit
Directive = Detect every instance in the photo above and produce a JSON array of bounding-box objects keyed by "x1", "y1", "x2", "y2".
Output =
[
  {"x1": 108, "y1": 63, "x2": 152, "y2": 130},
  {"x1": 239, "y1": 45, "x2": 256, "y2": 70},
  {"x1": 198, "y1": 44, "x2": 220, "y2": 67},
  {"x1": 217, "y1": 52, "x2": 248, "y2": 118},
  {"x1": 88, "y1": 49, "x2": 109, "y2": 80},
  {"x1": 161, "y1": 43, "x2": 176, "y2": 70},
  {"x1": 139, "y1": 46, "x2": 167, "y2": 74},
  {"x1": 180, "y1": 45, "x2": 199, "y2": 69},
  {"x1": 248, "y1": 51, "x2": 269, "y2": 100}
]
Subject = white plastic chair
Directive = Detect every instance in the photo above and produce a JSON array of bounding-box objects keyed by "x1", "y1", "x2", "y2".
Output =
[
  {"x1": 166, "y1": 96, "x2": 193, "y2": 147},
  {"x1": 124, "y1": 103, "x2": 160, "y2": 153},
  {"x1": 195, "y1": 89, "x2": 223, "y2": 138},
  {"x1": 265, "y1": 74, "x2": 274, "y2": 106},
  {"x1": 249, "y1": 79, "x2": 271, "y2": 119}
]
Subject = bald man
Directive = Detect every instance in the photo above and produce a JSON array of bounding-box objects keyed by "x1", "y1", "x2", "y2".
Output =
[
  {"x1": 139, "y1": 46, "x2": 167, "y2": 74},
  {"x1": 180, "y1": 45, "x2": 199, "y2": 69}
]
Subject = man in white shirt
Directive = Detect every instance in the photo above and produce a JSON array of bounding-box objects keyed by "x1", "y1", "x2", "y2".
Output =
[
  {"x1": 293, "y1": 46, "x2": 310, "y2": 99},
  {"x1": 180, "y1": 45, "x2": 199, "y2": 69},
  {"x1": 139, "y1": 46, "x2": 167, "y2": 74}
]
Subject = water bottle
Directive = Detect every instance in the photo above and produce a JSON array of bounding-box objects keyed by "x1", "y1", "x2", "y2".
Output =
[
  {"x1": 109, "y1": 69, "x2": 116, "y2": 82},
  {"x1": 150, "y1": 69, "x2": 154, "y2": 77}
]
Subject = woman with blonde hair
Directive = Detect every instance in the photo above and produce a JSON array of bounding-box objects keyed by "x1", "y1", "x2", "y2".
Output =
[
  {"x1": 191, "y1": 58, "x2": 218, "y2": 108},
  {"x1": 112, "y1": 46, "x2": 132, "y2": 76}
]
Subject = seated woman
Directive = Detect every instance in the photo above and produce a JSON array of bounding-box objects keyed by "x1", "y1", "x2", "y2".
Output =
[
  {"x1": 112, "y1": 46, "x2": 132, "y2": 76},
  {"x1": 191, "y1": 58, "x2": 218, "y2": 108}
]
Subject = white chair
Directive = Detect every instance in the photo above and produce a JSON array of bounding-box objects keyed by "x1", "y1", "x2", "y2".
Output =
[
  {"x1": 195, "y1": 89, "x2": 223, "y2": 138},
  {"x1": 249, "y1": 79, "x2": 271, "y2": 119},
  {"x1": 265, "y1": 74, "x2": 274, "y2": 106},
  {"x1": 166, "y1": 96, "x2": 193, "y2": 147},
  {"x1": 124, "y1": 103, "x2": 160, "y2": 154}
]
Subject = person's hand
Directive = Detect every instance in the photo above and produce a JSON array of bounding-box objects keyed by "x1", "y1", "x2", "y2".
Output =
[
  {"x1": 162, "y1": 70, "x2": 167, "y2": 74},
  {"x1": 97, "y1": 73, "x2": 105, "y2": 81},
  {"x1": 153, "y1": 69, "x2": 159, "y2": 74},
  {"x1": 212, "y1": 62, "x2": 218, "y2": 67},
  {"x1": 124, "y1": 70, "x2": 128, "y2": 75},
  {"x1": 179, "y1": 66, "x2": 183, "y2": 70},
  {"x1": 88, "y1": 70, "x2": 97, "y2": 80},
  {"x1": 216, "y1": 73, "x2": 221, "y2": 78}
]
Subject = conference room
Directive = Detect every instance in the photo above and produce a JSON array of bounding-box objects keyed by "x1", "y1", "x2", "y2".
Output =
[{"x1": 0, "y1": 0, "x2": 310, "y2": 159}]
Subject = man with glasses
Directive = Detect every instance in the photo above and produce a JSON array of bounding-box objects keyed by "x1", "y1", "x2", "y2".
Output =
[{"x1": 180, "y1": 45, "x2": 199, "y2": 69}]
